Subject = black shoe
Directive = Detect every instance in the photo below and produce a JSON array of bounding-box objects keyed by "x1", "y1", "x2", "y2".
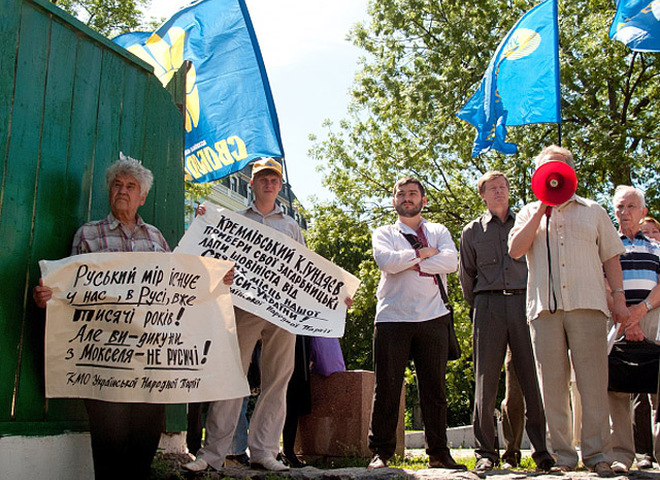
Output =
[
  {"x1": 279, "y1": 451, "x2": 306, "y2": 468},
  {"x1": 536, "y1": 457, "x2": 555, "y2": 472},
  {"x1": 225, "y1": 453, "x2": 250, "y2": 467},
  {"x1": 429, "y1": 454, "x2": 468, "y2": 470},
  {"x1": 475, "y1": 457, "x2": 494, "y2": 473},
  {"x1": 592, "y1": 461, "x2": 614, "y2": 478}
]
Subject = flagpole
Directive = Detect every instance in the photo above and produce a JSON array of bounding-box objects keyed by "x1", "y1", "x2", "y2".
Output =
[
  {"x1": 552, "y1": 0, "x2": 562, "y2": 147},
  {"x1": 557, "y1": 124, "x2": 562, "y2": 147},
  {"x1": 280, "y1": 156, "x2": 296, "y2": 219}
]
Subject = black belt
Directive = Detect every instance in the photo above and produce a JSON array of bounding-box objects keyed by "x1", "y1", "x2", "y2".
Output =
[{"x1": 478, "y1": 289, "x2": 526, "y2": 296}]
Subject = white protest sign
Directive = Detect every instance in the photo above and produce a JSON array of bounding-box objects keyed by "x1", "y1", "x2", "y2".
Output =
[
  {"x1": 40, "y1": 252, "x2": 249, "y2": 403},
  {"x1": 175, "y1": 205, "x2": 360, "y2": 337}
]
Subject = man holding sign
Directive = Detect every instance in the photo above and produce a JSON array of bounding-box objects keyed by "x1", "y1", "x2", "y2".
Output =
[
  {"x1": 185, "y1": 158, "x2": 304, "y2": 472},
  {"x1": 33, "y1": 155, "x2": 238, "y2": 480}
]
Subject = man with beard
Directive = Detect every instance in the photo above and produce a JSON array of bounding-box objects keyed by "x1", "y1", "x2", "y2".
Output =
[
  {"x1": 367, "y1": 177, "x2": 466, "y2": 471},
  {"x1": 459, "y1": 171, "x2": 554, "y2": 472}
]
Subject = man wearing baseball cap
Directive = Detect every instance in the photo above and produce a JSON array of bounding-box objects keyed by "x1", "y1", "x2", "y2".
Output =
[{"x1": 185, "y1": 157, "x2": 304, "y2": 473}]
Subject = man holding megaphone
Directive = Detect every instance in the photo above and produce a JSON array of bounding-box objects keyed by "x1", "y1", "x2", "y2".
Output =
[{"x1": 509, "y1": 145, "x2": 629, "y2": 477}]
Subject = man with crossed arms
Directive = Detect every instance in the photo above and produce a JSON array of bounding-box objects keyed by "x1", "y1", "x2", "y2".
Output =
[{"x1": 368, "y1": 177, "x2": 465, "y2": 471}]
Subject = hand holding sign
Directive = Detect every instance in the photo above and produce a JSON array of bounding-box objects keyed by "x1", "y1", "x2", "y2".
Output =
[
  {"x1": 176, "y1": 204, "x2": 360, "y2": 337},
  {"x1": 40, "y1": 252, "x2": 249, "y2": 403}
]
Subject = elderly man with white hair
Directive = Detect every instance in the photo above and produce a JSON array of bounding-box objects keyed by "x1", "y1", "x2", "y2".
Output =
[
  {"x1": 34, "y1": 155, "x2": 172, "y2": 479},
  {"x1": 608, "y1": 185, "x2": 660, "y2": 473}
]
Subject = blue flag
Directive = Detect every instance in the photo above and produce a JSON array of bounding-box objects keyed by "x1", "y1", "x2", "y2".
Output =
[
  {"x1": 457, "y1": 0, "x2": 561, "y2": 156},
  {"x1": 610, "y1": 0, "x2": 660, "y2": 52},
  {"x1": 114, "y1": 0, "x2": 283, "y2": 183}
]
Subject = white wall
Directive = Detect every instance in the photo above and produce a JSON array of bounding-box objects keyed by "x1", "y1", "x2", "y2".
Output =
[
  {"x1": 0, "y1": 433, "x2": 93, "y2": 480},
  {"x1": 0, "y1": 432, "x2": 186, "y2": 480}
]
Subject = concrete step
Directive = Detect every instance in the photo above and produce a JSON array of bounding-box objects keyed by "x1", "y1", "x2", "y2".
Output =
[{"x1": 405, "y1": 424, "x2": 531, "y2": 450}]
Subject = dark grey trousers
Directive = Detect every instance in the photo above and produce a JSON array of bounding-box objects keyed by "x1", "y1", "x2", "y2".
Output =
[
  {"x1": 85, "y1": 399, "x2": 164, "y2": 480},
  {"x1": 501, "y1": 348, "x2": 525, "y2": 465},
  {"x1": 472, "y1": 292, "x2": 552, "y2": 465}
]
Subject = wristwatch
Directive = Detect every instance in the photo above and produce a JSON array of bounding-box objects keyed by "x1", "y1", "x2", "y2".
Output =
[{"x1": 643, "y1": 299, "x2": 653, "y2": 311}]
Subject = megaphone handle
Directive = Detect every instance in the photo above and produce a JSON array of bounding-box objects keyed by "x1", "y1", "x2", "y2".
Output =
[
  {"x1": 545, "y1": 206, "x2": 553, "y2": 217},
  {"x1": 545, "y1": 215, "x2": 557, "y2": 314}
]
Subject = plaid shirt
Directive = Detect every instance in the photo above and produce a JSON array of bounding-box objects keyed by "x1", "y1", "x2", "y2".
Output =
[{"x1": 71, "y1": 212, "x2": 170, "y2": 255}]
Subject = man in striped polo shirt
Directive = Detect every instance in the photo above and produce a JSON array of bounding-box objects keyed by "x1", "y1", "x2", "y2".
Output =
[{"x1": 608, "y1": 185, "x2": 660, "y2": 473}]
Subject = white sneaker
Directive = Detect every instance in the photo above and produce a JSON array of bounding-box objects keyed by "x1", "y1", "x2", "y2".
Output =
[
  {"x1": 183, "y1": 457, "x2": 209, "y2": 472},
  {"x1": 251, "y1": 456, "x2": 290, "y2": 472},
  {"x1": 610, "y1": 461, "x2": 628, "y2": 474}
]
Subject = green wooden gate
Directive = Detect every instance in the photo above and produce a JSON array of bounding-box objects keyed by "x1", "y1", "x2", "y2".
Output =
[{"x1": 0, "y1": 0, "x2": 185, "y2": 435}]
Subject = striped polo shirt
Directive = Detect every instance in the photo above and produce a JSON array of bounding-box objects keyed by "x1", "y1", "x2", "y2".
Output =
[{"x1": 620, "y1": 232, "x2": 660, "y2": 305}]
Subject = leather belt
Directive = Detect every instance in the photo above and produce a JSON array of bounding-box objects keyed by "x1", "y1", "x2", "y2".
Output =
[{"x1": 478, "y1": 289, "x2": 526, "y2": 296}]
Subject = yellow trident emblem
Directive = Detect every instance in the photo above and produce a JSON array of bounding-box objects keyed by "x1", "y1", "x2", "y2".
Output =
[{"x1": 125, "y1": 27, "x2": 201, "y2": 133}]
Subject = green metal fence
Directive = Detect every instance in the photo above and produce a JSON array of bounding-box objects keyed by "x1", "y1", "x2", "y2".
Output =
[{"x1": 0, "y1": 0, "x2": 185, "y2": 435}]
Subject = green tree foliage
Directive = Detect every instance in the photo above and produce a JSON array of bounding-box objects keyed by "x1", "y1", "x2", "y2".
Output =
[
  {"x1": 184, "y1": 181, "x2": 213, "y2": 217},
  {"x1": 50, "y1": 0, "x2": 151, "y2": 37},
  {"x1": 303, "y1": 202, "x2": 377, "y2": 370},
  {"x1": 311, "y1": 0, "x2": 660, "y2": 425},
  {"x1": 315, "y1": 0, "x2": 660, "y2": 213}
]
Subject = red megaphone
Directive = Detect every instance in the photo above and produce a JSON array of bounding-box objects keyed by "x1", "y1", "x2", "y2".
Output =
[{"x1": 531, "y1": 161, "x2": 577, "y2": 206}]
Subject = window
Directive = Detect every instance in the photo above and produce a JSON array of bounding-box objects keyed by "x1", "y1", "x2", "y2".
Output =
[{"x1": 238, "y1": 178, "x2": 248, "y2": 198}]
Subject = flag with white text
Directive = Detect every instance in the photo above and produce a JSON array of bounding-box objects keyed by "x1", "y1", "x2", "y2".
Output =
[{"x1": 114, "y1": 0, "x2": 284, "y2": 182}]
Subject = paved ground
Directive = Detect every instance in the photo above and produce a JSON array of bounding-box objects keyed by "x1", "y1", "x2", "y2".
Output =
[{"x1": 162, "y1": 450, "x2": 660, "y2": 480}]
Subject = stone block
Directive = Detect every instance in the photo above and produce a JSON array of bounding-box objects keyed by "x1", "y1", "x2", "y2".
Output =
[{"x1": 295, "y1": 370, "x2": 405, "y2": 458}]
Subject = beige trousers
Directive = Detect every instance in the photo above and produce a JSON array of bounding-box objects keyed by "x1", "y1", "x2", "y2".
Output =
[
  {"x1": 197, "y1": 308, "x2": 296, "y2": 470},
  {"x1": 608, "y1": 309, "x2": 660, "y2": 467},
  {"x1": 531, "y1": 309, "x2": 611, "y2": 468}
]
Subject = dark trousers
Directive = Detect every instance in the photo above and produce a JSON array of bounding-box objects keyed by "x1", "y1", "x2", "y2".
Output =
[
  {"x1": 369, "y1": 315, "x2": 450, "y2": 460},
  {"x1": 85, "y1": 399, "x2": 165, "y2": 480},
  {"x1": 283, "y1": 336, "x2": 312, "y2": 454},
  {"x1": 501, "y1": 347, "x2": 525, "y2": 465},
  {"x1": 472, "y1": 293, "x2": 552, "y2": 465},
  {"x1": 633, "y1": 393, "x2": 655, "y2": 461},
  {"x1": 187, "y1": 402, "x2": 205, "y2": 455}
]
